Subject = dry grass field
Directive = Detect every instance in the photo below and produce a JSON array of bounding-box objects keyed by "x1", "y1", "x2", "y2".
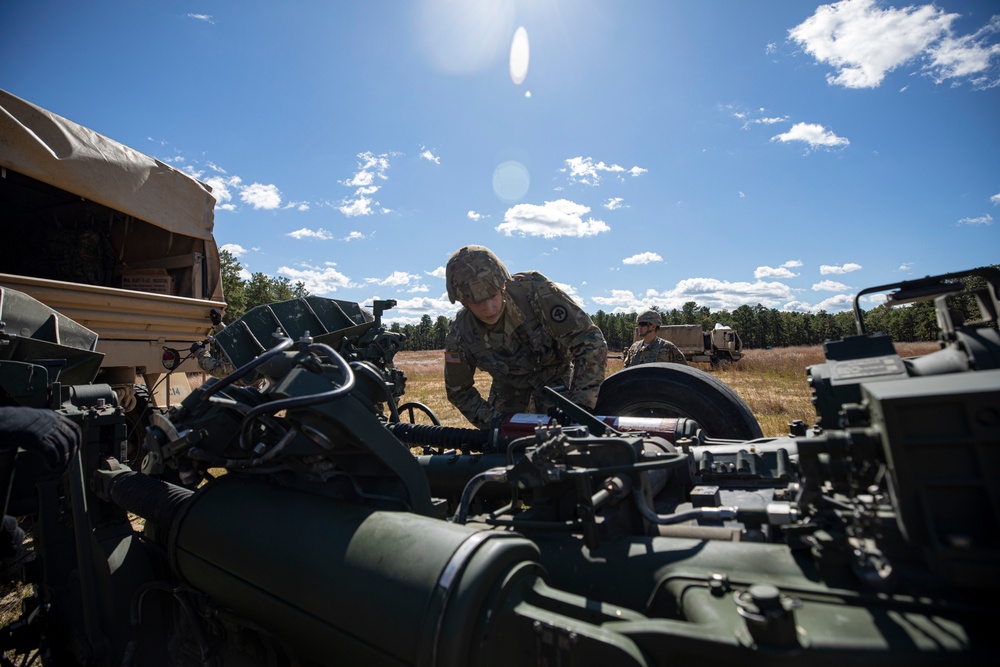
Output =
[{"x1": 395, "y1": 342, "x2": 941, "y2": 437}]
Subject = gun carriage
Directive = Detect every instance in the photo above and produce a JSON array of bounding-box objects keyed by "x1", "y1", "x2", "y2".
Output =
[{"x1": 1, "y1": 267, "x2": 997, "y2": 666}]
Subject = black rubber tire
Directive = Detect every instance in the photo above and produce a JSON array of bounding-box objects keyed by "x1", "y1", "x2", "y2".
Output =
[{"x1": 594, "y1": 362, "x2": 763, "y2": 440}]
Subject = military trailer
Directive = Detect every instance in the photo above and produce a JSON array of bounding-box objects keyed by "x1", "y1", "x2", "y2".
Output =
[
  {"x1": 652, "y1": 323, "x2": 743, "y2": 364},
  {"x1": 0, "y1": 88, "x2": 226, "y2": 414}
]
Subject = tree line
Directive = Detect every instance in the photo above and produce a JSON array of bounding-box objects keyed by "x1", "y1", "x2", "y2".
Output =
[
  {"x1": 219, "y1": 249, "x2": 308, "y2": 323},
  {"x1": 221, "y1": 251, "x2": 995, "y2": 352}
]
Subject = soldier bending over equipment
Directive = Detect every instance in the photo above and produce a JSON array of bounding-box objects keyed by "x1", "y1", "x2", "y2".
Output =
[{"x1": 443, "y1": 245, "x2": 607, "y2": 429}]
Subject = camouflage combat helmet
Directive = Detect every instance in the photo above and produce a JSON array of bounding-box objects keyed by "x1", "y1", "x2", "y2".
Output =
[
  {"x1": 446, "y1": 245, "x2": 512, "y2": 304},
  {"x1": 637, "y1": 309, "x2": 662, "y2": 327}
]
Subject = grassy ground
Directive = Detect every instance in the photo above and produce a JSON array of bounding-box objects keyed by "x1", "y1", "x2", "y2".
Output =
[{"x1": 395, "y1": 342, "x2": 940, "y2": 436}]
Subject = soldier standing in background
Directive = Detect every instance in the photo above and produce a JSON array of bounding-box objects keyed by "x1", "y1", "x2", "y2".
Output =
[
  {"x1": 444, "y1": 245, "x2": 608, "y2": 429},
  {"x1": 623, "y1": 310, "x2": 688, "y2": 368}
]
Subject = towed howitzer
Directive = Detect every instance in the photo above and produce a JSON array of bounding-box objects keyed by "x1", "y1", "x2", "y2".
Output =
[{"x1": 1, "y1": 267, "x2": 998, "y2": 666}]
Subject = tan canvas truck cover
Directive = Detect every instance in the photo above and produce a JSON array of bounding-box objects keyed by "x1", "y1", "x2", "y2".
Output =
[{"x1": 0, "y1": 88, "x2": 225, "y2": 389}]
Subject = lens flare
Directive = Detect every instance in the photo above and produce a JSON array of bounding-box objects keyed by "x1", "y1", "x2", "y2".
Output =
[
  {"x1": 492, "y1": 160, "x2": 530, "y2": 202},
  {"x1": 510, "y1": 26, "x2": 529, "y2": 85}
]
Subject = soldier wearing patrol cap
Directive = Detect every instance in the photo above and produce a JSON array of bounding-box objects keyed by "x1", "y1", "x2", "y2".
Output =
[
  {"x1": 443, "y1": 245, "x2": 608, "y2": 429},
  {"x1": 622, "y1": 309, "x2": 688, "y2": 368}
]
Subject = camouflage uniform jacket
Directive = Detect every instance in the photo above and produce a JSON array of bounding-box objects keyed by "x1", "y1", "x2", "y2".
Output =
[
  {"x1": 622, "y1": 336, "x2": 688, "y2": 368},
  {"x1": 444, "y1": 271, "x2": 608, "y2": 429}
]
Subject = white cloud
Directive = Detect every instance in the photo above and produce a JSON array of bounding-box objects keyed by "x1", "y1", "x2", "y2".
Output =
[
  {"x1": 338, "y1": 151, "x2": 393, "y2": 217},
  {"x1": 563, "y1": 156, "x2": 646, "y2": 186},
  {"x1": 287, "y1": 227, "x2": 334, "y2": 240},
  {"x1": 788, "y1": 0, "x2": 1000, "y2": 90},
  {"x1": 343, "y1": 231, "x2": 366, "y2": 241},
  {"x1": 427, "y1": 266, "x2": 446, "y2": 279},
  {"x1": 781, "y1": 300, "x2": 813, "y2": 312},
  {"x1": 766, "y1": 42, "x2": 777, "y2": 55},
  {"x1": 379, "y1": 294, "x2": 460, "y2": 325},
  {"x1": 731, "y1": 105, "x2": 791, "y2": 130},
  {"x1": 924, "y1": 16, "x2": 1000, "y2": 89},
  {"x1": 467, "y1": 210, "x2": 482, "y2": 221},
  {"x1": 284, "y1": 201, "x2": 310, "y2": 211},
  {"x1": 277, "y1": 263, "x2": 353, "y2": 295},
  {"x1": 365, "y1": 271, "x2": 422, "y2": 287},
  {"x1": 595, "y1": 278, "x2": 798, "y2": 313},
  {"x1": 592, "y1": 289, "x2": 639, "y2": 308},
  {"x1": 957, "y1": 214, "x2": 994, "y2": 226},
  {"x1": 240, "y1": 182, "x2": 282, "y2": 210},
  {"x1": 771, "y1": 122, "x2": 849, "y2": 150},
  {"x1": 339, "y1": 195, "x2": 374, "y2": 217},
  {"x1": 861, "y1": 293, "x2": 887, "y2": 306},
  {"x1": 898, "y1": 262, "x2": 913, "y2": 271},
  {"x1": 783, "y1": 260, "x2": 803, "y2": 268},
  {"x1": 220, "y1": 243, "x2": 246, "y2": 257},
  {"x1": 811, "y1": 293, "x2": 857, "y2": 312},
  {"x1": 496, "y1": 199, "x2": 610, "y2": 238},
  {"x1": 552, "y1": 281, "x2": 586, "y2": 307},
  {"x1": 622, "y1": 252, "x2": 663, "y2": 265},
  {"x1": 187, "y1": 13, "x2": 214, "y2": 24},
  {"x1": 204, "y1": 173, "x2": 289, "y2": 213},
  {"x1": 344, "y1": 170, "x2": 374, "y2": 188},
  {"x1": 755, "y1": 264, "x2": 799, "y2": 279},
  {"x1": 783, "y1": 292, "x2": 860, "y2": 313},
  {"x1": 604, "y1": 197, "x2": 625, "y2": 210},
  {"x1": 813, "y1": 280, "x2": 850, "y2": 291},
  {"x1": 554, "y1": 281, "x2": 577, "y2": 296},
  {"x1": 204, "y1": 175, "x2": 242, "y2": 211},
  {"x1": 991, "y1": 193, "x2": 1000, "y2": 205},
  {"x1": 820, "y1": 262, "x2": 863, "y2": 274},
  {"x1": 419, "y1": 147, "x2": 440, "y2": 164}
]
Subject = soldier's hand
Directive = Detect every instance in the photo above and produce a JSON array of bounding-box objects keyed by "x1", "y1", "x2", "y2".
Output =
[{"x1": 0, "y1": 407, "x2": 81, "y2": 470}]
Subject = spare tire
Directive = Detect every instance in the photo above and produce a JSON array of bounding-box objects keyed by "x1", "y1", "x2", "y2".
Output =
[{"x1": 594, "y1": 363, "x2": 763, "y2": 440}]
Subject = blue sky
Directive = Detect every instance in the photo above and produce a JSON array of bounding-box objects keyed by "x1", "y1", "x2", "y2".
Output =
[{"x1": 3, "y1": 0, "x2": 998, "y2": 325}]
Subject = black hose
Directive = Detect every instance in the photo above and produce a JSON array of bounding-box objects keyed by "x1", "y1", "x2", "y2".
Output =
[{"x1": 387, "y1": 422, "x2": 490, "y2": 452}]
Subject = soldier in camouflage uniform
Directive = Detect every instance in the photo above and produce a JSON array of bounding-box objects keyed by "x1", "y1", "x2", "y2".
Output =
[
  {"x1": 444, "y1": 245, "x2": 608, "y2": 429},
  {"x1": 196, "y1": 309, "x2": 238, "y2": 379},
  {"x1": 622, "y1": 310, "x2": 688, "y2": 368}
]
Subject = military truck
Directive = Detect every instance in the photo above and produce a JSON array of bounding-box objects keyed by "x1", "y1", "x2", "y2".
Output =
[
  {"x1": 0, "y1": 88, "x2": 225, "y2": 426},
  {"x1": 654, "y1": 323, "x2": 743, "y2": 363}
]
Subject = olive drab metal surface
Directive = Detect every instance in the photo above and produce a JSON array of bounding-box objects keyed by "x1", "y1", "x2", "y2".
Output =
[{"x1": 2, "y1": 266, "x2": 998, "y2": 666}]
